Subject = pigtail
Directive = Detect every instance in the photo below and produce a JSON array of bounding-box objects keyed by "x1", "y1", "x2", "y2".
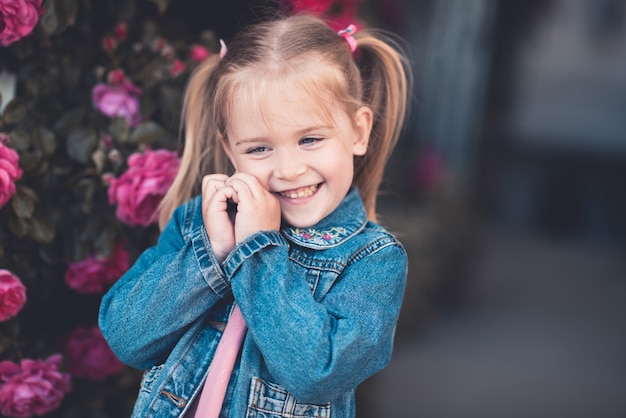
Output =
[
  {"x1": 158, "y1": 55, "x2": 221, "y2": 229},
  {"x1": 353, "y1": 31, "x2": 411, "y2": 221}
]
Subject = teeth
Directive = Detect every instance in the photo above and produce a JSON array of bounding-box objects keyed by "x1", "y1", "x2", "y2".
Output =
[{"x1": 280, "y1": 184, "x2": 318, "y2": 199}]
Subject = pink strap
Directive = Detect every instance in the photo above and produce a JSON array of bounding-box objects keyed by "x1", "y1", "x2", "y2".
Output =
[{"x1": 194, "y1": 304, "x2": 247, "y2": 417}]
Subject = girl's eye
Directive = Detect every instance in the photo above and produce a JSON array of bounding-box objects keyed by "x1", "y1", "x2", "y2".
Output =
[
  {"x1": 246, "y1": 146, "x2": 270, "y2": 154},
  {"x1": 300, "y1": 137, "x2": 322, "y2": 146}
]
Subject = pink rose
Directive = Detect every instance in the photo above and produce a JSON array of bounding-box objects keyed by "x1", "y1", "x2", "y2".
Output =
[
  {"x1": 107, "y1": 149, "x2": 180, "y2": 226},
  {"x1": 189, "y1": 44, "x2": 210, "y2": 62},
  {"x1": 92, "y1": 79, "x2": 142, "y2": 127},
  {"x1": 169, "y1": 58, "x2": 185, "y2": 77},
  {"x1": 0, "y1": 354, "x2": 71, "y2": 417},
  {"x1": 0, "y1": 270, "x2": 26, "y2": 322},
  {"x1": 0, "y1": 134, "x2": 23, "y2": 209},
  {"x1": 65, "y1": 242, "x2": 129, "y2": 294},
  {"x1": 63, "y1": 326, "x2": 125, "y2": 380},
  {"x1": 0, "y1": 0, "x2": 44, "y2": 47}
]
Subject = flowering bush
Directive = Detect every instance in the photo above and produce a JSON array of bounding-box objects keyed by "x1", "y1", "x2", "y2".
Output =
[
  {"x1": 65, "y1": 242, "x2": 130, "y2": 294},
  {"x1": 63, "y1": 326, "x2": 125, "y2": 380},
  {"x1": 0, "y1": 354, "x2": 71, "y2": 417},
  {"x1": 0, "y1": 134, "x2": 22, "y2": 208},
  {"x1": 106, "y1": 148, "x2": 180, "y2": 226},
  {"x1": 0, "y1": 0, "x2": 44, "y2": 47},
  {"x1": 0, "y1": 0, "x2": 232, "y2": 415},
  {"x1": 0, "y1": 270, "x2": 26, "y2": 322}
]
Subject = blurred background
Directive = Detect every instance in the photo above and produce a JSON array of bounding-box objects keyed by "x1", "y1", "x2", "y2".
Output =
[
  {"x1": 0, "y1": 0, "x2": 624, "y2": 417},
  {"x1": 372, "y1": 0, "x2": 626, "y2": 417}
]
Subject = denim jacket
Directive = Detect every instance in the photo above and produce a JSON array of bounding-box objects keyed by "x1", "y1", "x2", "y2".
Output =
[{"x1": 99, "y1": 188, "x2": 407, "y2": 418}]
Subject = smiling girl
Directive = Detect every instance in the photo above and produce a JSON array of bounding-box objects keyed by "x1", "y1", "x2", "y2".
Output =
[{"x1": 100, "y1": 13, "x2": 411, "y2": 418}]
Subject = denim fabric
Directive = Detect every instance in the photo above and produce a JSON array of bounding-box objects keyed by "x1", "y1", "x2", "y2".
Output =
[{"x1": 99, "y1": 188, "x2": 407, "y2": 418}]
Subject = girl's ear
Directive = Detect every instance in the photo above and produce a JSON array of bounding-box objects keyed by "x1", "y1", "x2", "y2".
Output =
[{"x1": 352, "y1": 106, "x2": 373, "y2": 156}]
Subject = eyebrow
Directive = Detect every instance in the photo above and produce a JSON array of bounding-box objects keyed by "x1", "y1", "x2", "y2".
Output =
[{"x1": 233, "y1": 125, "x2": 333, "y2": 147}]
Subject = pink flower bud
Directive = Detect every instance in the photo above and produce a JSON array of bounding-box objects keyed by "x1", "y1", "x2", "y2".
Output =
[
  {"x1": 190, "y1": 44, "x2": 210, "y2": 62},
  {"x1": 0, "y1": 138, "x2": 23, "y2": 208},
  {"x1": 0, "y1": 270, "x2": 26, "y2": 322}
]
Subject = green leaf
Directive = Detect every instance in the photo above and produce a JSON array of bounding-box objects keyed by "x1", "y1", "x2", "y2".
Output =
[
  {"x1": 129, "y1": 121, "x2": 166, "y2": 145},
  {"x1": 2, "y1": 99, "x2": 27, "y2": 124},
  {"x1": 8, "y1": 128, "x2": 31, "y2": 151},
  {"x1": 11, "y1": 185, "x2": 37, "y2": 219},
  {"x1": 29, "y1": 216, "x2": 55, "y2": 244},
  {"x1": 67, "y1": 127, "x2": 98, "y2": 164},
  {"x1": 33, "y1": 126, "x2": 57, "y2": 156}
]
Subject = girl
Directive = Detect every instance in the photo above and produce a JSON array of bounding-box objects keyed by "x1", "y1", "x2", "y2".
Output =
[{"x1": 99, "y1": 13, "x2": 410, "y2": 418}]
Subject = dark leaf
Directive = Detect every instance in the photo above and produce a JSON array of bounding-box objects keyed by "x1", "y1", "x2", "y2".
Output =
[
  {"x1": 2, "y1": 99, "x2": 27, "y2": 124},
  {"x1": 76, "y1": 178, "x2": 97, "y2": 214},
  {"x1": 54, "y1": 108, "x2": 86, "y2": 138},
  {"x1": 8, "y1": 215, "x2": 29, "y2": 238},
  {"x1": 148, "y1": 0, "x2": 171, "y2": 14},
  {"x1": 11, "y1": 185, "x2": 37, "y2": 219},
  {"x1": 94, "y1": 225, "x2": 115, "y2": 258},
  {"x1": 67, "y1": 127, "x2": 98, "y2": 164},
  {"x1": 108, "y1": 118, "x2": 130, "y2": 143},
  {"x1": 29, "y1": 216, "x2": 55, "y2": 244},
  {"x1": 8, "y1": 128, "x2": 31, "y2": 151},
  {"x1": 16, "y1": 151, "x2": 39, "y2": 172},
  {"x1": 129, "y1": 121, "x2": 166, "y2": 145},
  {"x1": 33, "y1": 126, "x2": 57, "y2": 156},
  {"x1": 39, "y1": 0, "x2": 78, "y2": 35}
]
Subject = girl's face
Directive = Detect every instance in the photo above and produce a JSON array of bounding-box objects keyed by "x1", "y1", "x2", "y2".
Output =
[{"x1": 223, "y1": 89, "x2": 372, "y2": 228}]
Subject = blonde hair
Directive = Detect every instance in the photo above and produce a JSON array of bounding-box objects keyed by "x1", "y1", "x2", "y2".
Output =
[{"x1": 159, "y1": 14, "x2": 411, "y2": 229}]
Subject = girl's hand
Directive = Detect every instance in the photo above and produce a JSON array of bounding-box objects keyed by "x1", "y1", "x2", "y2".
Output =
[
  {"x1": 226, "y1": 173, "x2": 281, "y2": 243},
  {"x1": 202, "y1": 174, "x2": 235, "y2": 263}
]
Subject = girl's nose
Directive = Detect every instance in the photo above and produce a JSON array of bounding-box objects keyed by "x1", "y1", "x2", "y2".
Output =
[{"x1": 274, "y1": 152, "x2": 307, "y2": 180}]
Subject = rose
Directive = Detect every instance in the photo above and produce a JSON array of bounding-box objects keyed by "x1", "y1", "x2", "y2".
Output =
[
  {"x1": 0, "y1": 270, "x2": 26, "y2": 322},
  {"x1": 0, "y1": 134, "x2": 23, "y2": 208},
  {"x1": 106, "y1": 148, "x2": 180, "y2": 226},
  {"x1": 0, "y1": 0, "x2": 44, "y2": 47},
  {"x1": 63, "y1": 326, "x2": 125, "y2": 380},
  {"x1": 92, "y1": 79, "x2": 142, "y2": 127},
  {"x1": 190, "y1": 44, "x2": 210, "y2": 62},
  {"x1": 0, "y1": 354, "x2": 71, "y2": 417},
  {"x1": 64, "y1": 242, "x2": 130, "y2": 294}
]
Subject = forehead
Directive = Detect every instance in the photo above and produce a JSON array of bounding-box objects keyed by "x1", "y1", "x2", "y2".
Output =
[{"x1": 226, "y1": 78, "x2": 341, "y2": 136}]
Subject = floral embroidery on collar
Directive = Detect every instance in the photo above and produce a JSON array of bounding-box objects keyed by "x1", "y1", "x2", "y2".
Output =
[{"x1": 287, "y1": 226, "x2": 349, "y2": 246}]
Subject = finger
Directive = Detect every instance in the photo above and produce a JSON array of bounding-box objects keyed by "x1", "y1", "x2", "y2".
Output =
[{"x1": 226, "y1": 173, "x2": 266, "y2": 199}]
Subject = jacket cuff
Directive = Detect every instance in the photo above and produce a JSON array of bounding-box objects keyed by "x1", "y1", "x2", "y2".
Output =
[
  {"x1": 191, "y1": 224, "x2": 231, "y2": 297},
  {"x1": 222, "y1": 231, "x2": 289, "y2": 278}
]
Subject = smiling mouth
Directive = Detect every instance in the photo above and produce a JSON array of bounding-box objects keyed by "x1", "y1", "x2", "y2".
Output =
[{"x1": 279, "y1": 184, "x2": 319, "y2": 199}]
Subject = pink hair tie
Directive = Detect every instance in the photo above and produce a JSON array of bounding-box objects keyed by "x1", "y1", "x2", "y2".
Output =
[
  {"x1": 219, "y1": 39, "x2": 228, "y2": 58},
  {"x1": 337, "y1": 24, "x2": 358, "y2": 53}
]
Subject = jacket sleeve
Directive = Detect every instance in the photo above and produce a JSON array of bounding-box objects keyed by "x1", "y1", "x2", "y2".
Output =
[
  {"x1": 225, "y1": 230, "x2": 407, "y2": 404},
  {"x1": 98, "y1": 200, "x2": 231, "y2": 370}
]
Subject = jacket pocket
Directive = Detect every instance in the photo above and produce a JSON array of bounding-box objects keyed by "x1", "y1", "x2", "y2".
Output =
[
  {"x1": 139, "y1": 364, "x2": 163, "y2": 394},
  {"x1": 246, "y1": 377, "x2": 331, "y2": 418}
]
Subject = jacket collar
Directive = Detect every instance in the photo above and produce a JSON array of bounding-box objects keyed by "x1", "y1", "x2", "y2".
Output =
[{"x1": 281, "y1": 188, "x2": 367, "y2": 249}]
